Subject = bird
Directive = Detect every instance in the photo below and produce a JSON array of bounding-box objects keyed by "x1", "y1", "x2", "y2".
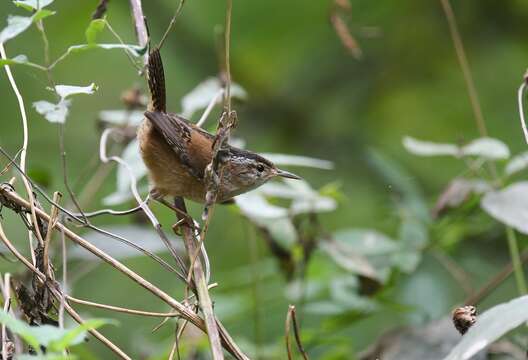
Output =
[{"x1": 137, "y1": 49, "x2": 301, "y2": 204}]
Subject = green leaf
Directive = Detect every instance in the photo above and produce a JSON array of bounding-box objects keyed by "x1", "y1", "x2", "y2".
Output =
[
  {"x1": 481, "y1": 181, "x2": 528, "y2": 234},
  {"x1": 32, "y1": 9, "x2": 56, "y2": 22},
  {"x1": 48, "y1": 319, "x2": 115, "y2": 352},
  {"x1": 0, "y1": 15, "x2": 32, "y2": 43},
  {"x1": 85, "y1": 19, "x2": 106, "y2": 45},
  {"x1": 0, "y1": 54, "x2": 28, "y2": 66},
  {"x1": 68, "y1": 43, "x2": 147, "y2": 57},
  {"x1": 13, "y1": 0, "x2": 54, "y2": 11},
  {"x1": 55, "y1": 83, "x2": 97, "y2": 98},
  {"x1": 33, "y1": 99, "x2": 70, "y2": 123},
  {"x1": 0, "y1": 311, "x2": 114, "y2": 353},
  {"x1": 403, "y1": 136, "x2": 510, "y2": 160},
  {"x1": 443, "y1": 295, "x2": 528, "y2": 360},
  {"x1": 0, "y1": 8, "x2": 55, "y2": 44},
  {"x1": 181, "y1": 77, "x2": 247, "y2": 118},
  {"x1": 403, "y1": 136, "x2": 459, "y2": 157},
  {"x1": 0, "y1": 311, "x2": 40, "y2": 350},
  {"x1": 505, "y1": 151, "x2": 528, "y2": 176}
]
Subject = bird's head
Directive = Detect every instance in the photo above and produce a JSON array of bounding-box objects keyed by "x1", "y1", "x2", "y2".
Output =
[{"x1": 222, "y1": 148, "x2": 301, "y2": 195}]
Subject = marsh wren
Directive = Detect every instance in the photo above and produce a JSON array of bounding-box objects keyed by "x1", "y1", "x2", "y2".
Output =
[{"x1": 137, "y1": 49, "x2": 301, "y2": 203}]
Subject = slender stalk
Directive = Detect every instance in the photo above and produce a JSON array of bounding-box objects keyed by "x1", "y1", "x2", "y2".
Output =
[
  {"x1": 67, "y1": 295, "x2": 179, "y2": 317},
  {"x1": 505, "y1": 227, "x2": 527, "y2": 295},
  {"x1": 173, "y1": 198, "x2": 224, "y2": 360},
  {"x1": 518, "y1": 77, "x2": 528, "y2": 145},
  {"x1": 439, "y1": 0, "x2": 487, "y2": 137},
  {"x1": 0, "y1": 185, "x2": 249, "y2": 360},
  {"x1": 1, "y1": 273, "x2": 11, "y2": 360},
  {"x1": 0, "y1": 43, "x2": 45, "y2": 248},
  {"x1": 223, "y1": 0, "x2": 232, "y2": 112},
  {"x1": 0, "y1": 223, "x2": 131, "y2": 360}
]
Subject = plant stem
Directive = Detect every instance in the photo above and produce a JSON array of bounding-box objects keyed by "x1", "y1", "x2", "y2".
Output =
[{"x1": 506, "y1": 226, "x2": 527, "y2": 295}]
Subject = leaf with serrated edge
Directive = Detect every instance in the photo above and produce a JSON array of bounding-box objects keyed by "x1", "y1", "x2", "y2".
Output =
[{"x1": 443, "y1": 295, "x2": 528, "y2": 360}]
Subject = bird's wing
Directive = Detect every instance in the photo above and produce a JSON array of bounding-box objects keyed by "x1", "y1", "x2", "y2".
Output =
[{"x1": 144, "y1": 111, "x2": 213, "y2": 180}]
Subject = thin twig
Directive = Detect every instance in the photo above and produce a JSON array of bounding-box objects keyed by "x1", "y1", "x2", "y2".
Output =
[
  {"x1": 465, "y1": 247, "x2": 528, "y2": 306},
  {"x1": 0, "y1": 142, "x2": 181, "y2": 277},
  {"x1": 0, "y1": 185, "x2": 249, "y2": 359},
  {"x1": 67, "y1": 295, "x2": 179, "y2": 317},
  {"x1": 439, "y1": 0, "x2": 487, "y2": 137},
  {"x1": 173, "y1": 198, "x2": 224, "y2": 360},
  {"x1": 196, "y1": 89, "x2": 224, "y2": 128},
  {"x1": 0, "y1": 222, "x2": 131, "y2": 359},
  {"x1": 129, "y1": 0, "x2": 149, "y2": 64},
  {"x1": 43, "y1": 192, "x2": 62, "y2": 279},
  {"x1": 99, "y1": 128, "x2": 188, "y2": 278},
  {"x1": 517, "y1": 73, "x2": 528, "y2": 145},
  {"x1": 223, "y1": 0, "x2": 232, "y2": 113},
  {"x1": 59, "y1": 222, "x2": 66, "y2": 329},
  {"x1": 0, "y1": 43, "x2": 45, "y2": 249},
  {"x1": 158, "y1": 0, "x2": 186, "y2": 50},
  {"x1": 285, "y1": 305, "x2": 309, "y2": 360},
  {"x1": 1, "y1": 273, "x2": 10, "y2": 360}
]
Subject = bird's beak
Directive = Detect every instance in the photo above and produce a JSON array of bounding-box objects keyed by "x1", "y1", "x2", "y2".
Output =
[{"x1": 276, "y1": 169, "x2": 302, "y2": 180}]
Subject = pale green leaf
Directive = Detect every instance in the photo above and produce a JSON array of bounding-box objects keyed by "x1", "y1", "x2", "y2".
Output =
[
  {"x1": 403, "y1": 136, "x2": 459, "y2": 157},
  {"x1": 181, "y1": 77, "x2": 247, "y2": 118},
  {"x1": 68, "y1": 43, "x2": 147, "y2": 57},
  {"x1": 32, "y1": 9, "x2": 55, "y2": 22},
  {"x1": 33, "y1": 99, "x2": 70, "y2": 124},
  {"x1": 13, "y1": 0, "x2": 54, "y2": 11},
  {"x1": 85, "y1": 18, "x2": 105, "y2": 44},
  {"x1": 461, "y1": 137, "x2": 510, "y2": 159},
  {"x1": 55, "y1": 83, "x2": 97, "y2": 98},
  {"x1": 0, "y1": 15, "x2": 32, "y2": 43},
  {"x1": 481, "y1": 181, "x2": 528, "y2": 234},
  {"x1": 0, "y1": 311, "x2": 39, "y2": 349},
  {"x1": 505, "y1": 151, "x2": 528, "y2": 176},
  {"x1": 259, "y1": 153, "x2": 334, "y2": 169},
  {"x1": 98, "y1": 110, "x2": 144, "y2": 126},
  {"x1": 0, "y1": 54, "x2": 28, "y2": 66}
]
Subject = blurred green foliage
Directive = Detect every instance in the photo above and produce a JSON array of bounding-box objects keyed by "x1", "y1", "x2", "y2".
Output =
[{"x1": 1, "y1": 0, "x2": 528, "y2": 359}]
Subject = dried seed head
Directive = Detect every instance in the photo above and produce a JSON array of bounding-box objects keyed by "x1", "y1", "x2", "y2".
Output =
[{"x1": 452, "y1": 305, "x2": 477, "y2": 335}]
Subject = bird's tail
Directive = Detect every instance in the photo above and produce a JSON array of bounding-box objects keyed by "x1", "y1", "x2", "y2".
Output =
[{"x1": 147, "y1": 48, "x2": 166, "y2": 113}]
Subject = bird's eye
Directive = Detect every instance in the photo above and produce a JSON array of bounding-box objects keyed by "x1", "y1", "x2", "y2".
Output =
[{"x1": 256, "y1": 164, "x2": 265, "y2": 173}]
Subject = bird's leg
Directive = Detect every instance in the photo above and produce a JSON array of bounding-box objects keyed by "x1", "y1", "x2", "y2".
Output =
[{"x1": 149, "y1": 189, "x2": 201, "y2": 234}]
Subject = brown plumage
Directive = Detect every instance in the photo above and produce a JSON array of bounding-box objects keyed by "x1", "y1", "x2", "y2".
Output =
[{"x1": 138, "y1": 48, "x2": 301, "y2": 203}]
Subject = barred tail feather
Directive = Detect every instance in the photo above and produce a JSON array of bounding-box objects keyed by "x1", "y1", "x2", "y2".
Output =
[{"x1": 147, "y1": 48, "x2": 166, "y2": 112}]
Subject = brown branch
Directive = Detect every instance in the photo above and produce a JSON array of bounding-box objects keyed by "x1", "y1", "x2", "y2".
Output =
[
  {"x1": 42, "y1": 192, "x2": 61, "y2": 279},
  {"x1": 0, "y1": 184, "x2": 248, "y2": 359},
  {"x1": 0, "y1": 223, "x2": 131, "y2": 360},
  {"x1": 92, "y1": 0, "x2": 110, "y2": 20},
  {"x1": 173, "y1": 198, "x2": 224, "y2": 360},
  {"x1": 66, "y1": 295, "x2": 179, "y2": 318},
  {"x1": 285, "y1": 305, "x2": 309, "y2": 360}
]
